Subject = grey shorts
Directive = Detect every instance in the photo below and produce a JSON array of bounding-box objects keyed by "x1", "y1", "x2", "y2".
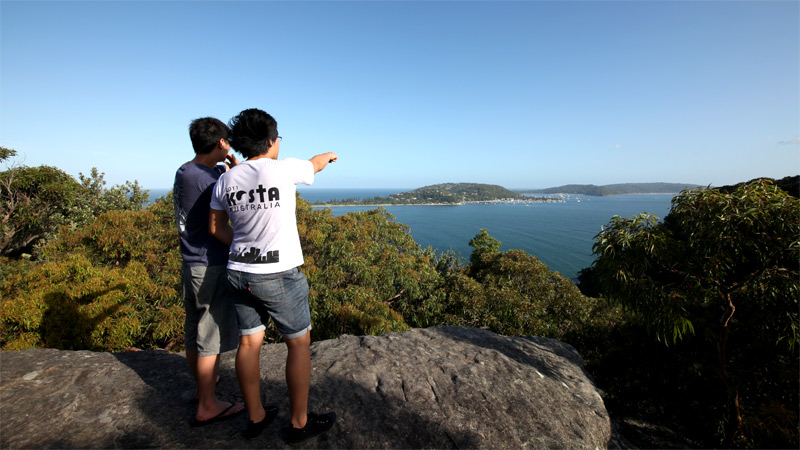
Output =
[
  {"x1": 182, "y1": 264, "x2": 239, "y2": 356},
  {"x1": 227, "y1": 268, "x2": 312, "y2": 340}
]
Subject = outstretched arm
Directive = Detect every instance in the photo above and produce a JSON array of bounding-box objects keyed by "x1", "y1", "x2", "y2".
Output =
[
  {"x1": 309, "y1": 152, "x2": 338, "y2": 174},
  {"x1": 209, "y1": 208, "x2": 233, "y2": 247}
]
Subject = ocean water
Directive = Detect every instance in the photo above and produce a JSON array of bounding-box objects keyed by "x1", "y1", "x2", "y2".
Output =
[
  {"x1": 299, "y1": 189, "x2": 674, "y2": 279},
  {"x1": 150, "y1": 187, "x2": 675, "y2": 279}
]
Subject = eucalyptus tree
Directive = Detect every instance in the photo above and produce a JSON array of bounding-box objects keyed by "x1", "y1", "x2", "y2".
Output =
[
  {"x1": 0, "y1": 148, "x2": 149, "y2": 257},
  {"x1": 591, "y1": 180, "x2": 799, "y2": 444},
  {"x1": 0, "y1": 147, "x2": 83, "y2": 256}
]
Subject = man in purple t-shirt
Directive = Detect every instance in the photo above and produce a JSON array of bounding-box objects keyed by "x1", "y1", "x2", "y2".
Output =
[{"x1": 173, "y1": 117, "x2": 244, "y2": 426}]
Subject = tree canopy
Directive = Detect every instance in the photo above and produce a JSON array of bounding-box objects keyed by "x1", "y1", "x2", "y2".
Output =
[
  {"x1": 0, "y1": 148, "x2": 148, "y2": 257},
  {"x1": 590, "y1": 179, "x2": 799, "y2": 445}
]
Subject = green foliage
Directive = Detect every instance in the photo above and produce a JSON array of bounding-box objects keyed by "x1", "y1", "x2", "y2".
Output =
[
  {"x1": 593, "y1": 180, "x2": 799, "y2": 347},
  {"x1": 395, "y1": 183, "x2": 522, "y2": 203},
  {"x1": 590, "y1": 179, "x2": 799, "y2": 447},
  {"x1": 70, "y1": 167, "x2": 149, "y2": 226},
  {"x1": 296, "y1": 197, "x2": 444, "y2": 340},
  {"x1": 42, "y1": 205, "x2": 180, "y2": 280},
  {"x1": 0, "y1": 195, "x2": 182, "y2": 351},
  {"x1": 444, "y1": 240, "x2": 602, "y2": 342},
  {"x1": 0, "y1": 252, "x2": 178, "y2": 351},
  {"x1": 0, "y1": 162, "x2": 84, "y2": 256},
  {"x1": 0, "y1": 150, "x2": 149, "y2": 257},
  {"x1": 467, "y1": 228, "x2": 502, "y2": 268},
  {"x1": 6, "y1": 189, "x2": 596, "y2": 352},
  {"x1": 0, "y1": 147, "x2": 17, "y2": 162},
  {"x1": 716, "y1": 175, "x2": 799, "y2": 199},
  {"x1": 0, "y1": 183, "x2": 607, "y2": 357}
]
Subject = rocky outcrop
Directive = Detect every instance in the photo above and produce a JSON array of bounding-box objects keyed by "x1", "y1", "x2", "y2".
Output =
[{"x1": 0, "y1": 326, "x2": 610, "y2": 449}]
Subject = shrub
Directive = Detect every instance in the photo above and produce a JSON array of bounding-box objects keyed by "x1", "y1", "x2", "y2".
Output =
[
  {"x1": 0, "y1": 196, "x2": 183, "y2": 351},
  {"x1": 0, "y1": 148, "x2": 148, "y2": 257},
  {"x1": 296, "y1": 198, "x2": 444, "y2": 340},
  {"x1": 590, "y1": 180, "x2": 799, "y2": 447},
  {"x1": 439, "y1": 229, "x2": 603, "y2": 342}
]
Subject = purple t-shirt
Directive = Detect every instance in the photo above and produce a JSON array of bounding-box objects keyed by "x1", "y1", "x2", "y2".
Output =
[{"x1": 173, "y1": 163, "x2": 228, "y2": 266}]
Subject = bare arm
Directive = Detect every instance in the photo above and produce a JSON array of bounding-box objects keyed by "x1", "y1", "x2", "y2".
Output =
[
  {"x1": 209, "y1": 208, "x2": 233, "y2": 247},
  {"x1": 309, "y1": 152, "x2": 338, "y2": 174}
]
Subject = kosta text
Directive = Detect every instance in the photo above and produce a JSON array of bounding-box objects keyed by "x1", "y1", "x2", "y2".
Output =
[{"x1": 224, "y1": 184, "x2": 281, "y2": 211}]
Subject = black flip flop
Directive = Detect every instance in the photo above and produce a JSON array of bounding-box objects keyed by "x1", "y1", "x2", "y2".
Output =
[{"x1": 190, "y1": 402, "x2": 245, "y2": 427}]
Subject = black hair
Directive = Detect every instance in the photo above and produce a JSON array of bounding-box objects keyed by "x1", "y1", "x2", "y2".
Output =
[
  {"x1": 188, "y1": 117, "x2": 230, "y2": 155},
  {"x1": 228, "y1": 108, "x2": 278, "y2": 159}
]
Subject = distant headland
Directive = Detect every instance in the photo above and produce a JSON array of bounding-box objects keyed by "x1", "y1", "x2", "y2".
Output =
[
  {"x1": 517, "y1": 182, "x2": 703, "y2": 196},
  {"x1": 309, "y1": 183, "x2": 561, "y2": 206},
  {"x1": 307, "y1": 182, "x2": 708, "y2": 206}
]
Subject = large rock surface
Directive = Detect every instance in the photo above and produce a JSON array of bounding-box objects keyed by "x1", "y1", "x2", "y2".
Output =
[{"x1": 0, "y1": 326, "x2": 611, "y2": 448}]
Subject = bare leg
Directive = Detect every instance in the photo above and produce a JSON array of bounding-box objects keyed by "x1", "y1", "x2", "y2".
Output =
[
  {"x1": 237, "y1": 331, "x2": 266, "y2": 423},
  {"x1": 187, "y1": 348, "x2": 198, "y2": 378},
  {"x1": 285, "y1": 331, "x2": 311, "y2": 429},
  {"x1": 187, "y1": 349, "x2": 201, "y2": 400},
  {"x1": 195, "y1": 354, "x2": 243, "y2": 420},
  {"x1": 187, "y1": 349, "x2": 221, "y2": 401}
]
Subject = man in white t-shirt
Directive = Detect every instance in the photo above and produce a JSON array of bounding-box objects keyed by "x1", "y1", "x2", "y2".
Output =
[{"x1": 209, "y1": 108, "x2": 338, "y2": 443}]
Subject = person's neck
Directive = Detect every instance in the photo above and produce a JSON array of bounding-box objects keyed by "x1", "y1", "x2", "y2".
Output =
[
  {"x1": 192, "y1": 153, "x2": 222, "y2": 169},
  {"x1": 248, "y1": 152, "x2": 277, "y2": 161}
]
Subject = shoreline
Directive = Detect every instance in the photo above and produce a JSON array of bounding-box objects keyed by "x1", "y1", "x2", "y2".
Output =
[{"x1": 310, "y1": 198, "x2": 565, "y2": 208}]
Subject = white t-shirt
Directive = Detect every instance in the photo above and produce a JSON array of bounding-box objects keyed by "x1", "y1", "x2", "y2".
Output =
[{"x1": 210, "y1": 157, "x2": 314, "y2": 274}]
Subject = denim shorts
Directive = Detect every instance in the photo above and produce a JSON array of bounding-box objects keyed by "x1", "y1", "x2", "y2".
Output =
[{"x1": 227, "y1": 267, "x2": 312, "y2": 340}]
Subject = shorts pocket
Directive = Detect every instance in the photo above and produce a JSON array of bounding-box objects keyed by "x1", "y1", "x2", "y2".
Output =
[{"x1": 246, "y1": 276, "x2": 286, "y2": 303}]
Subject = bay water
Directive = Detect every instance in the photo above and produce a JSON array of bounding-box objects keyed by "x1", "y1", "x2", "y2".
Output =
[
  {"x1": 149, "y1": 187, "x2": 675, "y2": 279},
  {"x1": 297, "y1": 188, "x2": 674, "y2": 279}
]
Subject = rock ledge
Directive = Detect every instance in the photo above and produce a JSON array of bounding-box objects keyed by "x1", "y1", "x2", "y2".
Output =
[{"x1": 1, "y1": 326, "x2": 610, "y2": 449}]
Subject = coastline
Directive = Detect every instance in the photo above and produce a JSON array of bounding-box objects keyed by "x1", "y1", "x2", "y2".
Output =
[{"x1": 311, "y1": 198, "x2": 565, "y2": 208}]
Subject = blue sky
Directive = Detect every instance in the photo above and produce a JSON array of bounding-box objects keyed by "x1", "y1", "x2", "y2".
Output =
[{"x1": 1, "y1": 0, "x2": 798, "y2": 190}]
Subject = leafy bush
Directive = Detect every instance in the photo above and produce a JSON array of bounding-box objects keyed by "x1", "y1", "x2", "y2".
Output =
[
  {"x1": 0, "y1": 195, "x2": 183, "y2": 351},
  {"x1": 70, "y1": 167, "x2": 149, "y2": 228},
  {"x1": 439, "y1": 229, "x2": 604, "y2": 342},
  {"x1": 589, "y1": 180, "x2": 799, "y2": 448},
  {"x1": 0, "y1": 187, "x2": 607, "y2": 354},
  {"x1": 296, "y1": 199, "x2": 445, "y2": 340},
  {"x1": 0, "y1": 160, "x2": 83, "y2": 256},
  {"x1": 0, "y1": 148, "x2": 148, "y2": 257},
  {"x1": 0, "y1": 253, "x2": 181, "y2": 351}
]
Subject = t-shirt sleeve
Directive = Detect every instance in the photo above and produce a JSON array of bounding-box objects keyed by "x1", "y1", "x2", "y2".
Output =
[
  {"x1": 288, "y1": 158, "x2": 315, "y2": 186},
  {"x1": 209, "y1": 173, "x2": 226, "y2": 210}
]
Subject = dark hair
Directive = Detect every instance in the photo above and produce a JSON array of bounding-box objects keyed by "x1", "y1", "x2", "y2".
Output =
[
  {"x1": 189, "y1": 117, "x2": 230, "y2": 155},
  {"x1": 228, "y1": 108, "x2": 278, "y2": 159}
]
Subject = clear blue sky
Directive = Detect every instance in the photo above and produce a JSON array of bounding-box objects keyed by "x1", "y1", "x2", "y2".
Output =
[{"x1": 2, "y1": 0, "x2": 798, "y2": 190}]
